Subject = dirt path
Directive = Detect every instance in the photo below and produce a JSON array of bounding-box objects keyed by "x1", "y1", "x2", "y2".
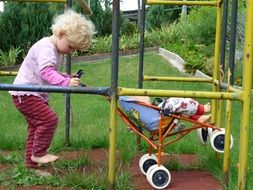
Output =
[
  {"x1": 66, "y1": 149, "x2": 223, "y2": 190},
  {"x1": 130, "y1": 153, "x2": 222, "y2": 190}
]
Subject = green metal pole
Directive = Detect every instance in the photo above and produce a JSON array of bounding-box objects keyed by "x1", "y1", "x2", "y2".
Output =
[
  {"x1": 118, "y1": 87, "x2": 242, "y2": 100},
  {"x1": 108, "y1": 94, "x2": 118, "y2": 190},
  {"x1": 223, "y1": 100, "x2": 232, "y2": 187},
  {"x1": 238, "y1": 0, "x2": 253, "y2": 189},
  {"x1": 211, "y1": 3, "x2": 222, "y2": 124},
  {"x1": 143, "y1": 75, "x2": 213, "y2": 82},
  {"x1": 0, "y1": 71, "x2": 18, "y2": 76},
  {"x1": 108, "y1": 0, "x2": 120, "y2": 189},
  {"x1": 147, "y1": 0, "x2": 218, "y2": 6}
]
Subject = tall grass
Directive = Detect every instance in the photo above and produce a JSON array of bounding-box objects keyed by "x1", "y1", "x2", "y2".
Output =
[{"x1": 0, "y1": 52, "x2": 252, "y2": 189}]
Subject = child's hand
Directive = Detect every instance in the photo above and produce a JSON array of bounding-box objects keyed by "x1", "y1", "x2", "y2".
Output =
[
  {"x1": 68, "y1": 78, "x2": 81, "y2": 87},
  {"x1": 70, "y1": 73, "x2": 79, "y2": 78}
]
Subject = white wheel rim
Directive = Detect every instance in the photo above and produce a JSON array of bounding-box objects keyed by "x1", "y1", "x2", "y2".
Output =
[
  {"x1": 147, "y1": 164, "x2": 158, "y2": 183},
  {"x1": 139, "y1": 154, "x2": 158, "y2": 175},
  {"x1": 148, "y1": 165, "x2": 171, "y2": 189},
  {"x1": 197, "y1": 128, "x2": 208, "y2": 144}
]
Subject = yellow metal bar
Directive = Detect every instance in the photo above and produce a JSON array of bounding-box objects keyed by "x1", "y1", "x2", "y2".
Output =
[
  {"x1": 211, "y1": 4, "x2": 222, "y2": 123},
  {"x1": 223, "y1": 100, "x2": 232, "y2": 187},
  {"x1": 3, "y1": 0, "x2": 66, "y2": 2},
  {"x1": 238, "y1": 0, "x2": 253, "y2": 189},
  {"x1": 143, "y1": 75, "x2": 213, "y2": 83},
  {"x1": 215, "y1": 4, "x2": 223, "y2": 137},
  {"x1": 228, "y1": 85, "x2": 242, "y2": 93},
  {"x1": 147, "y1": 0, "x2": 218, "y2": 6},
  {"x1": 108, "y1": 93, "x2": 118, "y2": 190},
  {"x1": 216, "y1": 99, "x2": 222, "y2": 125},
  {"x1": 0, "y1": 71, "x2": 18, "y2": 76},
  {"x1": 118, "y1": 87, "x2": 242, "y2": 100}
]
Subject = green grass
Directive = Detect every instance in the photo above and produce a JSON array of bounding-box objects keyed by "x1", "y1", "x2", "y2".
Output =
[{"x1": 0, "y1": 52, "x2": 252, "y2": 189}]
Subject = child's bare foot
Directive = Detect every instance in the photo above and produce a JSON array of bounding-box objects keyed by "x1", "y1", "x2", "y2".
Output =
[
  {"x1": 197, "y1": 114, "x2": 211, "y2": 123},
  {"x1": 31, "y1": 154, "x2": 59, "y2": 164},
  {"x1": 204, "y1": 103, "x2": 211, "y2": 113}
]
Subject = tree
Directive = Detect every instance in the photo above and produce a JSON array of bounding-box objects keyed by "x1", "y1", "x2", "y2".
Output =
[
  {"x1": 146, "y1": 5, "x2": 181, "y2": 31},
  {"x1": 0, "y1": 2, "x2": 64, "y2": 53},
  {"x1": 90, "y1": 0, "x2": 104, "y2": 36}
]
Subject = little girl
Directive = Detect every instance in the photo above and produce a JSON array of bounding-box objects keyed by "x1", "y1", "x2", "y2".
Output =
[{"x1": 10, "y1": 9, "x2": 95, "y2": 169}]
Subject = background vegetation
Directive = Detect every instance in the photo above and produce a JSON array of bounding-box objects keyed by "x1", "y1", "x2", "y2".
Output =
[{"x1": 0, "y1": 1, "x2": 246, "y2": 86}]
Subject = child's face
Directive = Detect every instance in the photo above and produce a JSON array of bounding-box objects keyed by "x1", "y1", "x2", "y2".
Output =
[{"x1": 56, "y1": 34, "x2": 76, "y2": 54}]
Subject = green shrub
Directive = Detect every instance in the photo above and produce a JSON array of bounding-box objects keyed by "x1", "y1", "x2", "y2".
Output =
[
  {"x1": 168, "y1": 7, "x2": 216, "y2": 45},
  {"x1": 146, "y1": 5, "x2": 181, "y2": 31},
  {"x1": 120, "y1": 19, "x2": 139, "y2": 36},
  {"x1": 0, "y1": 46, "x2": 22, "y2": 67},
  {"x1": 85, "y1": 35, "x2": 112, "y2": 55}
]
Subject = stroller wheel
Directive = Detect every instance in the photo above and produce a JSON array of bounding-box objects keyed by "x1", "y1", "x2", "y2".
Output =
[
  {"x1": 146, "y1": 164, "x2": 171, "y2": 189},
  {"x1": 139, "y1": 154, "x2": 158, "y2": 175},
  {"x1": 146, "y1": 164, "x2": 158, "y2": 180},
  {"x1": 210, "y1": 129, "x2": 234, "y2": 153},
  {"x1": 197, "y1": 128, "x2": 210, "y2": 144}
]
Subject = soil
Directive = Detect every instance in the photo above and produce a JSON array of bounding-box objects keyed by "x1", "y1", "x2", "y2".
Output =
[{"x1": 0, "y1": 149, "x2": 223, "y2": 190}]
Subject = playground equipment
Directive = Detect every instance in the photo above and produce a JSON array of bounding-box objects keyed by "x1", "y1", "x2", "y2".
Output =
[
  {"x1": 135, "y1": 0, "x2": 252, "y2": 190},
  {"x1": 0, "y1": 0, "x2": 252, "y2": 190}
]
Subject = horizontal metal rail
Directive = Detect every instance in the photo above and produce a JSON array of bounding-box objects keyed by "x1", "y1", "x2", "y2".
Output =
[
  {"x1": 0, "y1": 83, "x2": 110, "y2": 95},
  {"x1": 144, "y1": 75, "x2": 213, "y2": 83},
  {"x1": 147, "y1": 0, "x2": 219, "y2": 6},
  {"x1": 118, "y1": 87, "x2": 242, "y2": 100},
  {"x1": 0, "y1": 71, "x2": 18, "y2": 76}
]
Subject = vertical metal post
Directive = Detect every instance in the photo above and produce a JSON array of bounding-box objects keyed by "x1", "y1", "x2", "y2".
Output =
[
  {"x1": 220, "y1": 0, "x2": 229, "y2": 71},
  {"x1": 228, "y1": 0, "x2": 238, "y2": 85},
  {"x1": 138, "y1": 0, "x2": 146, "y2": 89},
  {"x1": 65, "y1": 0, "x2": 72, "y2": 145},
  {"x1": 223, "y1": 99, "x2": 232, "y2": 186},
  {"x1": 137, "y1": 0, "x2": 141, "y2": 27},
  {"x1": 136, "y1": 0, "x2": 146, "y2": 151},
  {"x1": 211, "y1": 4, "x2": 222, "y2": 124},
  {"x1": 223, "y1": 0, "x2": 238, "y2": 187},
  {"x1": 108, "y1": 0, "x2": 119, "y2": 189},
  {"x1": 238, "y1": 0, "x2": 253, "y2": 189}
]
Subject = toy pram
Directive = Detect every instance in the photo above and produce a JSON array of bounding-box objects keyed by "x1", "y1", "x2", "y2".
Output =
[
  {"x1": 117, "y1": 96, "x2": 234, "y2": 189},
  {"x1": 76, "y1": 70, "x2": 233, "y2": 189}
]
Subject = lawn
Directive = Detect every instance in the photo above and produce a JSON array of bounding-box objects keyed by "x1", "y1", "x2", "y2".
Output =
[{"x1": 0, "y1": 52, "x2": 252, "y2": 189}]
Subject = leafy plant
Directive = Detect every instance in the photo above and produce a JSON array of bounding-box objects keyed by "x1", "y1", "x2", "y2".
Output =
[
  {"x1": 167, "y1": 7, "x2": 216, "y2": 45},
  {"x1": 0, "y1": 46, "x2": 22, "y2": 67},
  {"x1": 0, "y1": 151, "x2": 23, "y2": 164},
  {"x1": 146, "y1": 5, "x2": 181, "y2": 31}
]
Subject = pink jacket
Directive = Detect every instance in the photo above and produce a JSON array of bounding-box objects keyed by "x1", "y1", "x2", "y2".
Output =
[{"x1": 9, "y1": 37, "x2": 70, "y2": 102}]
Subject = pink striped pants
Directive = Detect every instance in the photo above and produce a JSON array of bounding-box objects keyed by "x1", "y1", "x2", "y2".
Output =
[{"x1": 12, "y1": 95, "x2": 58, "y2": 168}]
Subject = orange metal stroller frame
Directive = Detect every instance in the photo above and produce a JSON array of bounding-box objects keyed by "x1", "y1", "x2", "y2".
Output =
[
  {"x1": 108, "y1": 96, "x2": 233, "y2": 189},
  {"x1": 117, "y1": 100, "x2": 219, "y2": 165}
]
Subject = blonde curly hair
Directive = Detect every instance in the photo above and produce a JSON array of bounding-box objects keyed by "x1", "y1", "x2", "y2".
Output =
[{"x1": 51, "y1": 9, "x2": 96, "y2": 51}]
